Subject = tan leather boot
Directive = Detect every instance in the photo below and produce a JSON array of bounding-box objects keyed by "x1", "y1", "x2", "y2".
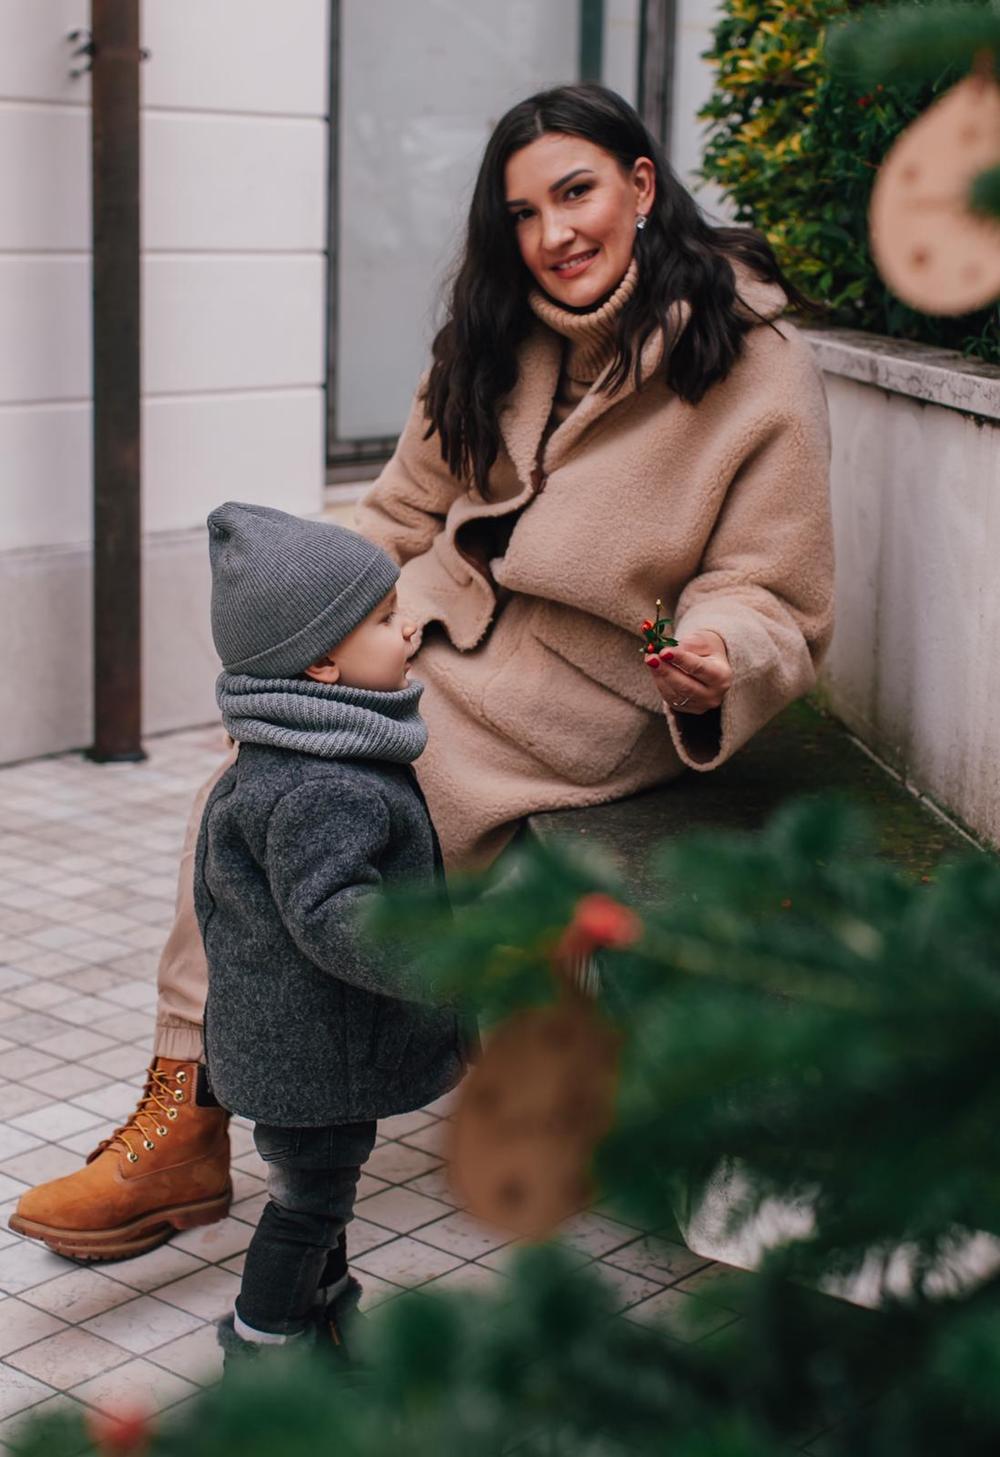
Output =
[{"x1": 9, "y1": 1057, "x2": 231, "y2": 1261}]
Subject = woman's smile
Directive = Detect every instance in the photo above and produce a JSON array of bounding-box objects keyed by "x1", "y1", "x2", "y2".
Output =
[{"x1": 551, "y1": 247, "x2": 600, "y2": 279}]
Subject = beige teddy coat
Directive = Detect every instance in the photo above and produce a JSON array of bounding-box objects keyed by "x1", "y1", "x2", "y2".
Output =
[
  {"x1": 152, "y1": 270, "x2": 833, "y2": 1057},
  {"x1": 354, "y1": 271, "x2": 834, "y2": 873}
]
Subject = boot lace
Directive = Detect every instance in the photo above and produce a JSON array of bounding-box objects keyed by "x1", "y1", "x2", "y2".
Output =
[{"x1": 97, "y1": 1065, "x2": 189, "y2": 1165}]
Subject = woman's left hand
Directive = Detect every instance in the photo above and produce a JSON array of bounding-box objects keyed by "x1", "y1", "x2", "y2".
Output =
[{"x1": 645, "y1": 629, "x2": 732, "y2": 715}]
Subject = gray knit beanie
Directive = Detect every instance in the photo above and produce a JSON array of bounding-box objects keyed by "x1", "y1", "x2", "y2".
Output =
[{"x1": 207, "y1": 502, "x2": 400, "y2": 677}]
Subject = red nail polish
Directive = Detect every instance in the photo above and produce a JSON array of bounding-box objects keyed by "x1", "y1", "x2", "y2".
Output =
[
  {"x1": 662, "y1": 651, "x2": 674, "y2": 662},
  {"x1": 649, "y1": 660, "x2": 660, "y2": 671}
]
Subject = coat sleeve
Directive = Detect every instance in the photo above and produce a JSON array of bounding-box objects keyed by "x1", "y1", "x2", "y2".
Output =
[
  {"x1": 264, "y1": 779, "x2": 446, "y2": 1005},
  {"x1": 353, "y1": 379, "x2": 466, "y2": 567},
  {"x1": 667, "y1": 350, "x2": 834, "y2": 771}
]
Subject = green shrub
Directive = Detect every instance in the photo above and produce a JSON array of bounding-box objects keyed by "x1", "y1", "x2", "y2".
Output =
[{"x1": 699, "y1": 0, "x2": 1000, "y2": 362}]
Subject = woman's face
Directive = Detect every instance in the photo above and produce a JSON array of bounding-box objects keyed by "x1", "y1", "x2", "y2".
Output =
[{"x1": 504, "y1": 133, "x2": 655, "y2": 309}]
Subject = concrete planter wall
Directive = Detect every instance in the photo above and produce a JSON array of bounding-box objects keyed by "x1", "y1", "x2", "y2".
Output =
[{"x1": 805, "y1": 326, "x2": 1000, "y2": 850}]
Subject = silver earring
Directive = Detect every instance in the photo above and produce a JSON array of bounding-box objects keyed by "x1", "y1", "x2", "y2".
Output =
[{"x1": 635, "y1": 214, "x2": 647, "y2": 231}]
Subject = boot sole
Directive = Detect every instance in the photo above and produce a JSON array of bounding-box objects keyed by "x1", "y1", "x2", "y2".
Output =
[{"x1": 8, "y1": 1183, "x2": 232, "y2": 1262}]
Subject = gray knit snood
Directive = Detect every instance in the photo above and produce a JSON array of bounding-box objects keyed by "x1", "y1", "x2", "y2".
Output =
[{"x1": 217, "y1": 674, "x2": 428, "y2": 764}]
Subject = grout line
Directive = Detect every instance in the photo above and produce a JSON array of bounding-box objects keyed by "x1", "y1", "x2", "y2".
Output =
[{"x1": 845, "y1": 731, "x2": 985, "y2": 852}]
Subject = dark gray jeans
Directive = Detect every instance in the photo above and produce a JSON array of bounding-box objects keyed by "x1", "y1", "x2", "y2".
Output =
[{"x1": 236, "y1": 1119, "x2": 378, "y2": 1336}]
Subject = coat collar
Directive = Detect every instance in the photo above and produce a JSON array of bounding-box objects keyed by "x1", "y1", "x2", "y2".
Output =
[{"x1": 497, "y1": 258, "x2": 787, "y2": 486}]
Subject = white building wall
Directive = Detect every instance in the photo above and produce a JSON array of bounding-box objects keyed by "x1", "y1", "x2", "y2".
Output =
[{"x1": 0, "y1": 0, "x2": 330, "y2": 762}]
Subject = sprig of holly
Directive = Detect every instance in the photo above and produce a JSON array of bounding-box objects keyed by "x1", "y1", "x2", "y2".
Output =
[{"x1": 639, "y1": 599, "x2": 678, "y2": 655}]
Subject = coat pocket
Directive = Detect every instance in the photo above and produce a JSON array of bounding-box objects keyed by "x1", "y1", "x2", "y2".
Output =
[{"x1": 480, "y1": 618, "x2": 650, "y2": 786}]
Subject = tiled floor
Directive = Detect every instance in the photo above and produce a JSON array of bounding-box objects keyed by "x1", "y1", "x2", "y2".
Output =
[{"x1": 0, "y1": 726, "x2": 745, "y2": 1451}]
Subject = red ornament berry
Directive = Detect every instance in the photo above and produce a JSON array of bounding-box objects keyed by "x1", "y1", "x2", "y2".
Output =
[
  {"x1": 557, "y1": 893, "x2": 642, "y2": 960},
  {"x1": 641, "y1": 619, "x2": 654, "y2": 632},
  {"x1": 86, "y1": 1407, "x2": 153, "y2": 1457}
]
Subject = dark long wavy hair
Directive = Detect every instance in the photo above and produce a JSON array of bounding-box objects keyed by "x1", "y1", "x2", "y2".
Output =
[{"x1": 423, "y1": 83, "x2": 812, "y2": 498}]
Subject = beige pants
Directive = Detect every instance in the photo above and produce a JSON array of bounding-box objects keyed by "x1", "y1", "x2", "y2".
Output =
[{"x1": 154, "y1": 749, "x2": 236, "y2": 1061}]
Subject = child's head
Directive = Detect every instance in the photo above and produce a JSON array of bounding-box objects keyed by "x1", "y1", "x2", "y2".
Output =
[
  {"x1": 207, "y1": 502, "x2": 418, "y2": 692},
  {"x1": 302, "y1": 584, "x2": 417, "y2": 692}
]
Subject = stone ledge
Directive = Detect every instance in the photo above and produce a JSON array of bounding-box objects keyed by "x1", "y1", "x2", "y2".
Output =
[
  {"x1": 527, "y1": 699, "x2": 976, "y2": 906},
  {"x1": 802, "y1": 324, "x2": 1000, "y2": 423}
]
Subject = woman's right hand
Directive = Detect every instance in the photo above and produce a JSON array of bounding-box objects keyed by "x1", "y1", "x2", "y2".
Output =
[{"x1": 644, "y1": 630, "x2": 732, "y2": 714}]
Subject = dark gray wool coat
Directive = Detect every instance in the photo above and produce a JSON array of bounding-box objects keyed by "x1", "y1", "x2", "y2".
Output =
[{"x1": 193, "y1": 745, "x2": 472, "y2": 1126}]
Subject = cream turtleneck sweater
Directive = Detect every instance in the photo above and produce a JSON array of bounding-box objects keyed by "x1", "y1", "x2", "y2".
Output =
[
  {"x1": 456, "y1": 260, "x2": 640, "y2": 605},
  {"x1": 528, "y1": 257, "x2": 639, "y2": 429}
]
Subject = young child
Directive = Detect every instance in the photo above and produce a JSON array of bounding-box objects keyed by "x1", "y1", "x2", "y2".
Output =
[{"x1": 193, "y1": 501, "x2": 471, "y2": 1359}]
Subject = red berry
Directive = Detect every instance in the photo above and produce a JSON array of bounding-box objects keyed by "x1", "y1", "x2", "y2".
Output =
[
  {"x1": 86, "y1": 1408, "x2": 153, "y2": 1457},
  {"x1": 567, "y1": 894, "x2": 642, "y2": 951}
]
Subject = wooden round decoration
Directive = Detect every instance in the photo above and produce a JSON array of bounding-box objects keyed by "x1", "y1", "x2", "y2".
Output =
[
  {"x1": 870, "y1": 72, "x2": 1000, "y2": 315},
  {"x1": 448, "y1": 998, "x2": 620, "y2": 1240}
]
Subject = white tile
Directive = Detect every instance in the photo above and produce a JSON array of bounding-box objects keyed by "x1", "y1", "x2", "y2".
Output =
[
  {"x1": 405, "y1": 1168, "x2": 461, "y2": 1207},
  {"x1": 228, "y1": 1192, "x2": 267, "y2": 1226},
  {"x1": 0, "y1": 1086, "x2": 52, "y2": 1119},
  {"x1": 32, "y1": 1030, "x2": 118, "y2": 1061},
  {"x1": 69, "y1": 1083, "x2": 145, "y2": 1121},
  {"x1": 82, "y1": 1295, "x2": 204, "y2": 1355},
  {"x1": 0, "y1": 1174, "x2": 28, "y2": 1203},
  {"x1": 427, "y1": 1262, "x2": 508, "y2": 1297},
  {"x1": 97, "y1": 1245, "x2": 206, "y2": 1296},
  {"x1": 170, "y1": 1218, "x2": 252, "y2": 1263},
  {"x1": 14, "y1": 950, "x2": 88, "y2": 979},
  {"x1": 364, "y1": 1141, "x2": 442, "y2": 1185},
  {"x1": 355, "y1": 1273, "x2": 404, "y2": 1312},
  {"x1": 79, "y1": 1046, "x2": 150, "y2": 1081},
  {"x1": 0, "y1": 1297, "x2": 67, "y2": 1358},
  {"x1": 353, "y1": 1237, "x2": 464, "y2": 1288},
  {"x1": 0, "y1": 1125, "x2": 41, "y2": 1162},
  {"x1": 399, "y1": 1120, "x2": 450, "y2": 1157},
  {"x1": 412, "y1": 1211, "x2": 511, "y2": 1262},
  {"x1": 0, "y1": 1014, "x2": 70, "y2": 1047},
  {"x1": 230, "y1": 1168, "x2": 265, "y2": 1203},
  {"x1": 378, "y1": 1110, "x2": 437, "y2": 1140},
  {"x1": 344, "y1": 1217, "x2": 396, "y2": 1258},
  {"x1": 46, "y1": 996, "x2": 125, "y2": 1029},
  {"x1": 22, "y1": 1064, "x2": 109, "y2": 1100},
  {"x1": 355, "y1": 1185, "x2": 452, "y2": 1235},
  {"x1": 6, "y1": 982, "x2": 68, "y2": 1012},
  {"x1": 0, "y1": 1143, "x2": 82, "y2": 1186},
  {"x1": 155, "y1": 1267, "x2": 241, "y2": 1321},
  {"x1": 0, "y1": 1241, "x2": 78, "y2": 1295},
  {"x1": 10, "y1": 1101, "x2": 104, "y2": 1142},
  {"x1": 147, "y1": 1322, "x2": 224, "y2": 1387},
  {"x1": 69, "y1": 1356, "x2": 198, "y2": 1415},
  {"x1": 23, "y1": 1268, "x2": 138, "y2": 1325},
  {"x1": 0, "y1": 1362, "x2": 53, "y2": 1421},
  {"x1": 87, "y1": 1011, "x2": 154, "y2": 1042},
  {"x1": 5, "y1": 1327, "x2": 129, "y2": 1387},
  {"x1": 558, "y1": 1212, "x2": 639, "y2": 1259},
  {"x1": 604, "y1": 1236, "x2": 712, "y2": 1286}
]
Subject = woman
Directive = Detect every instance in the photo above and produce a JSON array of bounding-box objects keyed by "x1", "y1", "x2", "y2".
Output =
[{"x1": 11, "y1": 85, "x2": 833, "y2": 1258}]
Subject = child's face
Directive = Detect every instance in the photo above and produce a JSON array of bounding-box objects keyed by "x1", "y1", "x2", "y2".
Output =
[{"x1": 304, "y1": 588, "x2": 418, "y2": 692}]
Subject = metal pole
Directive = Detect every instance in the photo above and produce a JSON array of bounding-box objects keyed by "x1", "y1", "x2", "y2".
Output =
[
  {"x1": 88, "y1": 0, "x2": 145, "y2": 762},
  {"x1": 579, "y1": 0, "x2": 605, "y2": 83},
  {"x1": 638, "y1": 0, "x2": 677, "y2": 154}
]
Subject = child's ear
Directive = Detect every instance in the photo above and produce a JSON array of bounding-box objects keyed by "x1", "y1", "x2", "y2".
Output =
[{"x1": 303, "y1": 654, "x2": 340, "y2": 685}]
